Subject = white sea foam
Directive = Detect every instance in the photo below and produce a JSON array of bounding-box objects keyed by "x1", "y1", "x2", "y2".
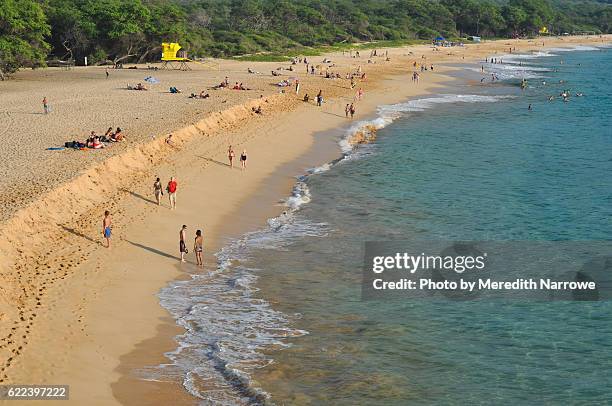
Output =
[
  {"x1": 139, "y1": 170, "x2": 327, "y2": 404},
  {"x1": 546, "y1": 45, "x2": 601, "y2": 52},
  {"x1": 482, "y1": 44, "x2": 608, "y2": 79},
  {"x1": 340, "y1": 94, "x2": 512, "y2": 154}
]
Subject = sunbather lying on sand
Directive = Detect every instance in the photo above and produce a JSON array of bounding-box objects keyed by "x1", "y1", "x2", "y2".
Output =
[
  {"x1": 169, "y1": 86, "x2": 182, "y2": 93},
  {"x1": 232, "y1": 82, "x2": 250, "y2": 90},
  {"x1": 112, "y1": 127, "x2": 124, "y2": 141},
  {"x1": 127, "y1": 83, "x2": 148, "y2": 91},
  {"x1": 277, "y1": 79, "x2": 292, "y2": 87},
  {"x1": 211, "y1": 82, "x2": 227, "y2": 90},
  {"x1": 189, "y1": 91, "x2": 210, "y2": 99}
]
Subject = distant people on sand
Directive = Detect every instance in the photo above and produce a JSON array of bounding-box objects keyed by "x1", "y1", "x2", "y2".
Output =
[
  {"x1": 349, "y1": 103, "x2": 356, "y2": 118},
  {"x1": 179, "y1": 225, "x2": 187, "y2": 262},
  {"x1": 240, "y1": 150, "x2": 248, "y2": 170},
  {"x1": 316, "y1": 90, "x2": 323, "y2": 106},
  {"x1": 345, "y1": 104, "x2": 350, "y2": 118},
  {"x1": 103, "y1": 210, "x2": 112, "y2": 248},
  {"x1": 42, "y1": 97, "x2": 50, "y2": 114},
  {"x1": 167, "y1": 177, "x2": 178, "y2": 209},
  {"x1": 228, "y1": 145, "x2": 235, "y2": 168},
  {"x1": 194, "y1": 230, "x2": 203, "y2": 267},
  {"x1": 154, "y1": 177, "x2": 163, "y2": 205}
]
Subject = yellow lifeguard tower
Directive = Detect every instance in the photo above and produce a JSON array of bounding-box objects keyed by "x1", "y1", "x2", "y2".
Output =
[
  {"x1": 161, "y1": 42, "x2": 191, "y2": 70},
  {"x1": 539, "y1": 26, "x2": 549, "y2": 35},
  {"x1": 159, "y1": 42, "x2": 219, "y2": 71}
]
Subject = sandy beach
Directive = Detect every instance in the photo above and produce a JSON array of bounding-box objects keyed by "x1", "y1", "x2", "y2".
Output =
[{"x1": 0, "y1": 35, "x2": 609, "y2": 404}]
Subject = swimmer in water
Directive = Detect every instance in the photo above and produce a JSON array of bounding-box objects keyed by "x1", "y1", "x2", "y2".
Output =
[
  {"x1": 548, "y1": 96, "x2": 554, "y2": 101},
  {"x1": 528, "y1": 104, "x2": 532, "y2": 111}
]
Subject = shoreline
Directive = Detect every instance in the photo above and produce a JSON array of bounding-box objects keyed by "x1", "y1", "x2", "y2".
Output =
[
  {"x1": 1, "y1": 36, "x2": 610, "y2": 404},
  {"x1": 106, "y1": 62, "x2": 455, "y2": 406}
]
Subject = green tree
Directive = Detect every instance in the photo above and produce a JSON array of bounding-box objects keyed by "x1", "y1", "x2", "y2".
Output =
[
  {"x1": 0, "y1": 0, "x2": 50, "y2": 79},
  {"x1": 508, "y1": 0, "x2": 554, "y2": 34},
  {"x1": 502, "y1": 5, "x2": 528, "y2": 35}
]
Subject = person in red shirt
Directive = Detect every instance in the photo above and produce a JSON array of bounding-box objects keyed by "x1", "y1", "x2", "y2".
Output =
[{"x1": 167, "y1": 177, "x2": 178, "y2": 209}]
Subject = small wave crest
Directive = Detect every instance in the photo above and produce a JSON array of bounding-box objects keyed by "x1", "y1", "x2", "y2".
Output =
[{"x1": 340, "y1": 94, "x2": 511, "y2": 155}]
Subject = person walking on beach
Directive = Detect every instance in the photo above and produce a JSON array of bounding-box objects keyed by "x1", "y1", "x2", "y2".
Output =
[
  {"x1": 102, "y1": 210, "x2": 112, "y2": 248},
  {"x1": 345, "y1": 104, "x2": 350, "y2": 118},
  {"x1": 194, "y1": 229, "x2": 203, "y2": 267},
  {"x1": 240, "y1": 150, "x2": 248, "y2": 170},
  {"x1": 316, "y1": 90, "x2": 323, "y2": 106},
  {"x1": 228, "y1": 145, "x2": 235, "y2": 168},
  {"x1": 295, "y1": 79, "x2": 300, "y2": 95},
  {"x1": 179, "y1": 225, "x2": 188, "y2": 262},
  {"x1": 349, "y1": 103, "x2": 356, "y2": 119},
  {"x1": 42, "y1": 97, "x2": 50, "y2": 114},
  {"x1": 153, "y1": 177, "x2": 163, "y2": 205},
  {"x1": 167, "y1": 177, "x2": 178, "y2": 209}
]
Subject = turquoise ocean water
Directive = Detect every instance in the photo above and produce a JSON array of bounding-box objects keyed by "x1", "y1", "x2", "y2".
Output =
[{"x1": 153, "y1": 45, "x2": 612, "y2": 404}]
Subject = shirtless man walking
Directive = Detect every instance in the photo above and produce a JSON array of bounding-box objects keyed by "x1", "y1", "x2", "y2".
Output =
[
  {"x1": 102, "y1": 210, "x2": 112, "y2": 248},
  {"x1": 179, "y1": 225, "x2": 188, "y2": 262}
]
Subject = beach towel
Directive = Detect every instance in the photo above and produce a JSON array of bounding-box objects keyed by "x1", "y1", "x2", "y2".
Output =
[
  {"x1": 46, "y1": 147, "x2": 65, "y2": 151},
  {"x1": 144, "y1": 76, "x2": 159, "y2": 84}
]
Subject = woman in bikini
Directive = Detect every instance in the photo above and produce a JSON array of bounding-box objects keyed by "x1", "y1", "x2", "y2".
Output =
[
  {"x1": 228, "y1": 145, "x2": 235, "y2": 168},
  {"x1": 240, "y1": 150, "x2": 247, "y2": 170},
  {"x1": 194, "y1": 230, "x2": 203, "y2": 267},
  {"x1": 153, "y1": 177, "x2": 163, "y2": 205}
]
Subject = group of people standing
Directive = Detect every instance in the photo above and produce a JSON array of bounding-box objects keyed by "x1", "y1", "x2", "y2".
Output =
[
  {"x1": 179, "y1": 224, "x2": 203, "y2": 267},
  {"x1": 345, "y1": 103, "x2": 356, "y2": 118},
  {"x1": 152, "y1": 177, "x2": 203, "y2": 266}
]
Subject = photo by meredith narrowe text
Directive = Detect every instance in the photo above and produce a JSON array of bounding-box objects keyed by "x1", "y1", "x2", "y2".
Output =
[{"x1": 362, "y1": 241, "x2": 612, "y2": 301}]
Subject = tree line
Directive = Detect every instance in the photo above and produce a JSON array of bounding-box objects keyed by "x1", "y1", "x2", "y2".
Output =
[{"x1": 0, "y1": 0, "x2": 610, "y2": 78}]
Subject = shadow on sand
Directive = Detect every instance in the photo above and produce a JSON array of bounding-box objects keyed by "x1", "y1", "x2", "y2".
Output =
[
  {"x1": 125, "y1": 240, "x2": 177, "y2": 260},
  {"x1": 197, "y1": 156, "x2": 232, "y2": 168},
  {"x1": 60, "y1": 224, "x2": 103, "y2": 246},
  {"x1": 121, "y1": 188, "x2": 158, "y2": 205}
]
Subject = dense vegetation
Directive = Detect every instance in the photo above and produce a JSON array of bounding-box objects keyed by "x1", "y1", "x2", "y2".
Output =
[{"x1": 0, "y1": 0, "x2": 610, "y2": 76}]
